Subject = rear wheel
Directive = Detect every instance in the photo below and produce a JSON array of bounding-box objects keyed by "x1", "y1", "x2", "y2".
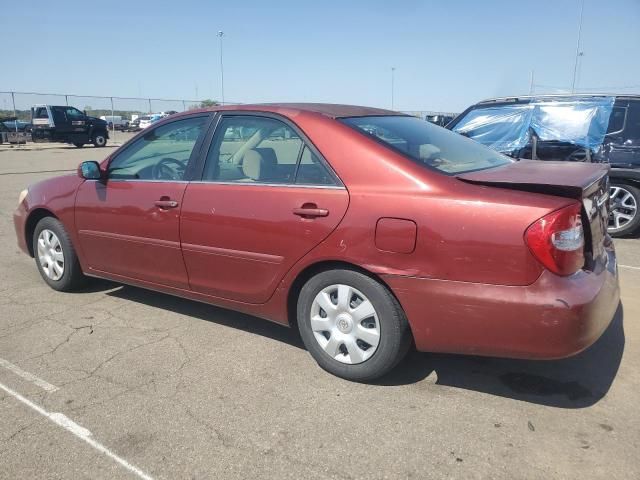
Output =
[
  {"x1": 609, "y1": 183, "x2": 640, "y2": 237},
  {"x1": 297, "y1": 269, "x2": 412, "y2": 382},
  {"x1": 92, "y1": 132, "x2": 107, "y2": 148},
  {"x1": 73, "y1": 143, "x2": 84, "y2": 148},
  {"x1": 33, "y1": 217, "x2": 87, "y2": 291}
]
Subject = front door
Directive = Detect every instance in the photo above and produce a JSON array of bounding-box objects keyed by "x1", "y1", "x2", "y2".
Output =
[
  {"x1": 75, "y1": 114, "x2": 210, "y2": 288},
  {"x1": 180, "y1": 114, "x2": 349, "y2": 303}
]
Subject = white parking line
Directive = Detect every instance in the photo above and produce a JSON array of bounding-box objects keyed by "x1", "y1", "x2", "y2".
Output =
[
  {"x1": 0, "y1": 357, "x2": 59, "y2": 392},
  {"x1": 0, "y1": 381, "x2": 155, "y2": 480},
  {"x1": 619, "y1": 264, "x2": 640, "y2": 271}
]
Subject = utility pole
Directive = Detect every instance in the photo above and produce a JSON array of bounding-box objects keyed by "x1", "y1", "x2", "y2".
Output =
[
  {"x1": 391, "y1": 67, "x2": 396, "y2": 110},
  {"x1": 571, "y1": 0, "x2": 585, "y2": 93},
  {"x1": 218, "y1": 31, "x2": 225, "y2": 105},
  {"x1": 529, "y1": 70, "x2": 535, "y2": 94}
]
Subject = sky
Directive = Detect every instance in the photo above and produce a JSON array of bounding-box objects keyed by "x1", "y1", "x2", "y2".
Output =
[{"x1": 1, "y1": 0, "x2": 639, "y2": 113}]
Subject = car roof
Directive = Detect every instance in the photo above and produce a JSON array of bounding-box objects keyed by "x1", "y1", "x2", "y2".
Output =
[
  {"x1": 474, "y1": 93, "x2": 640, "y2": 105},
  {"x1": 185, "y1": 103, "x2": 402, "y2": 119}
]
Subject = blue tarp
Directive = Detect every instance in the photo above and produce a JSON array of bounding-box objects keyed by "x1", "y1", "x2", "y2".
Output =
[{"x1": 452, "y1": 97, "x2": 615, "y2": 153}]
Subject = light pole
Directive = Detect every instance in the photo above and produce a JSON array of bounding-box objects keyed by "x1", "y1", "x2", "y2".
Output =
[
  {"x1": 217, "y1": 31, "x2": 225, "y2": 105},
  {"x1": 571, "y1": 0, "x2": 585, "y2": 93},
  {"x1": 391, "y1": 67, "x2": 396, "y2": 110}
]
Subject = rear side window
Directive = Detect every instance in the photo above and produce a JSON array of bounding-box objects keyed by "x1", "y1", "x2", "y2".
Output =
[
  {"x1": 296, "y1": 146, "x2": 335, "y2": 185},
  {"x1": 202, "y1": 116, "x2": 337, "y2": 186},
  {"x1": 342, "y1": 115, "x2": 512, "y2": 174},
  {"x1": 34, "y1": 107, "x2": 49, "y2": 119},
  {"x1": 607, "y1": 107, "x2": 626, "y2": 134},
  {"x1": 625, "y1": 102, "x2": 640, "y2": 142}
]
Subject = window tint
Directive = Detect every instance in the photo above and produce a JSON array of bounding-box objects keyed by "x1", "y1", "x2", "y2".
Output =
[
  {"x1": 203, "y1": 116, "x2": 303, "y2": 183},
  {"x1": 65, "y1": 107, "x2": 84, "y2": 119},
  {"x1": 343, "y1": 115, "x2": 512, "y2": 174},
  {"x1": 295, "y1": 146, "x2": 335, "y2": 185},
  {"x1": 108, "y1": 116, "x2": 207, "y2": 181},
  {"x1": 625, "y1": 102, "x2": 640, "y2": 142},
  {"x1": 607, "y1": 107, "x2": 626, "y2": 134},
  {"x1": 34, "y1": 107, "x2": 48, "y2": 119}
]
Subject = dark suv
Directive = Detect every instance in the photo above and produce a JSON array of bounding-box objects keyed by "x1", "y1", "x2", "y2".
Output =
[
  {"x1": 448, "y1": 95, "x2": 640, "y2": 237},
  {"x1": 31, "y1": 105, "x2": 109, "y2": 148}
]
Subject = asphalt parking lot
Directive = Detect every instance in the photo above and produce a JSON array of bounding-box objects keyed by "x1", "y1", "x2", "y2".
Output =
[{"x1": 0, "y1": 140, "x2": 638, "y2": 479}]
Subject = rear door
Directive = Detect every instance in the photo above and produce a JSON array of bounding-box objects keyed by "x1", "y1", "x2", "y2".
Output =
[
  {"x1": 180, "y1": 114, "x2": 349, "y2": 303},
  {"x1": 607, "y1": 100, "x2": 640, "y2": 168}
]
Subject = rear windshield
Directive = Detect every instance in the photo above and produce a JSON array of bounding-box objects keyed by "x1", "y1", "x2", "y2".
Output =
[{"x1": 341, "y1": 115, "x2": 512, "y2": 174}]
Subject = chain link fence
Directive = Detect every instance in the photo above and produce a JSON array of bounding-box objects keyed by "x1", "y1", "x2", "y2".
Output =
[
  {"x1": 0, "y1": 90, "x2": 231, "y2": 144},
  {"x1": 0, "y1": 91, "x2": 458, "y2": 145},
  {"x1": 0, "y1": 91, "x2": 210, "y2": 121}
]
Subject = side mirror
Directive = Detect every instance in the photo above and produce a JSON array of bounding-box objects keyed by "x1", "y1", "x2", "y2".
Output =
[
  {"x1": 78, "y1": 161, "x2": 102, "y2": 180},
  {"x1": 83, "y1": 110, "x2": 87, "y2": 116}
]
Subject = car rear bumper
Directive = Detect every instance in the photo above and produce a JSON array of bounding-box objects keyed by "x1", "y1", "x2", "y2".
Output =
[
  {"x1": 13, "y1": 202, "x2": 29, "y2": 255},
  {"x1": 384, "y1": 244, "x2": 619, "y2": 359}
]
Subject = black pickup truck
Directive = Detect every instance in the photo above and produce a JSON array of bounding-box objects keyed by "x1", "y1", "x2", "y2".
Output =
[
  {"x1": 448, "y1": 94, "x2": 640, "y2": 237},
  {"x1": 31, "y1": 105, "x2": 109, "y2": 148}
]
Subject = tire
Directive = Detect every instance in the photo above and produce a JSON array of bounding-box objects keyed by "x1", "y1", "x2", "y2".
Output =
[
  {"x1": 297, "y1": 269, "x2": 412, "y2": 382},
  {"x1": 92, "y1": 131, "x2": 107, "y2": 148},
  {"x1": 74, "y1": 143, "x2": 84, "y2": 148},
  {"x1": 609, "y1": 182, "x2": 640, "y2": 237},
  {"x1": 32, "y1": 217, "x2": 87, "y2": 292}
]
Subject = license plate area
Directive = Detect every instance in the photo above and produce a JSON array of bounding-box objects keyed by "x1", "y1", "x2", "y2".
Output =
[{"x1": 582, "y1": 175, "x2": 609, "y2": 268}]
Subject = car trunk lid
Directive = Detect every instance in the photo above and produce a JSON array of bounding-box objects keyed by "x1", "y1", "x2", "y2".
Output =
[{"x1": 457, "y1": 160, "x2": 610, "y2": 269}]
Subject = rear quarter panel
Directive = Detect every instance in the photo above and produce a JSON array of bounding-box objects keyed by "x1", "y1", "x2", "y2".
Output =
[{"x1": 284, "y1": 115, "x2": 574, "y2": 287}]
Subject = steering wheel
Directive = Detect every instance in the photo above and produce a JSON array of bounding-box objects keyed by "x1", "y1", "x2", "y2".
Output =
[
  {"x1": 566, "y1": 149, "x2": 589, "y2": 162},
  {"x1": 152, "y1": 157, "x2": 185, "y2": 180}
]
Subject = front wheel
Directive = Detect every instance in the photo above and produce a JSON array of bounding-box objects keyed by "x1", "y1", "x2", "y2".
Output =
[
  {"x1": 297, "y1": 269, "x2": 412, "y2": 382},
  {"x1": 33, "y1": 217, "x2": 87, "y2": 291},
  {"x1": 609, "y1": 183, "x2": 640, "y2": 237},
  {"x1": 92, "y1": 132, "x2": 107, "y2": 147}
]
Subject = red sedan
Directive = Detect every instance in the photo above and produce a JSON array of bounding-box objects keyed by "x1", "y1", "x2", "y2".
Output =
[{"x1": 13, "y1": 104, "x2": 620, "y2": 381}]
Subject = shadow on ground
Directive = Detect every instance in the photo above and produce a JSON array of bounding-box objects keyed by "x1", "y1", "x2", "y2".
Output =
[
  {"x1": 104, "y1": 282, "x2": 305, "y2": 349},
  {"x1": 378, "y1": 303, "x2": 625, "y2": 408},
  {"x1": 101, "y1": 281, "x2": 624, "y2": 409}
]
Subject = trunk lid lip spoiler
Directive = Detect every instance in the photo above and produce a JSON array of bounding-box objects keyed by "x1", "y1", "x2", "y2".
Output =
[{"x1": 455, "y1": 159, "x2": 609, "y2": 199}]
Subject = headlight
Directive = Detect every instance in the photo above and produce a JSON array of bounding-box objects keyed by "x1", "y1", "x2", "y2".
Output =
[{"x1": 18, "y1": 189, "x2": 28, "y2": 206}]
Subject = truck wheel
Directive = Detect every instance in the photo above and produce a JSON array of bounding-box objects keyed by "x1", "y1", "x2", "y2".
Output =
[
  {"x1": 609, "y1": 183, "x2": 640, "y2": 237},
  {"x1": 74, "y1": 143, "x2": 84, "y2": 148},
  {"x1": 92, "y1": 132, "x2": 107, "y2": 148}
]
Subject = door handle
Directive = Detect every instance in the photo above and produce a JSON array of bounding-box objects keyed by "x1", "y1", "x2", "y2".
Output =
[
  {"x1": 293, "y1": 205, "x2": 329, "y2": 218},
  {"x1": 155, "y1": 199, "x2": 179, "y2": 209}
]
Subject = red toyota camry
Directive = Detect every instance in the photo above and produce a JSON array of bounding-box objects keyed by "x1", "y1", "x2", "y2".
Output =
[{"x1": 13, "y1": 104, "x2": 619, "y2": 381}]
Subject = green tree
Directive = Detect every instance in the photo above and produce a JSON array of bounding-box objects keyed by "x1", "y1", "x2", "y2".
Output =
[{"x1": 199, "y1": 99, "x2": 219, "y2": 108}]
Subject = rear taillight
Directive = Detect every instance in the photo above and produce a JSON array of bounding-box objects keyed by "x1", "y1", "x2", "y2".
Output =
[{"x1": 525, "y1": 203, "x2": 585, "y2": 276}]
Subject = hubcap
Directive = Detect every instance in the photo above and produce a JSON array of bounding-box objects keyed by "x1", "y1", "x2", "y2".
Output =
[
  {"x1": 37, "y1": 229, "x2": 64, "y2": 281},
  {"x1": 310, "y1": 284, "x2": 380, "y2": 364},
  {"x1": 609, "y1": 186, "x2": 638, "y2": 233}
]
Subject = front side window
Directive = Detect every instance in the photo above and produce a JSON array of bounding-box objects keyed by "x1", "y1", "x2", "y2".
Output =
[
  {"x1": 65, "y1": 107, "x2": 84, "y2": 119},
  {"x1": 203, "y1": 116, "x2": 303, "y2": 184},
  {"x1": 342, "y1": 115, "x2": 512, "y2": 174},
  {"x1": 108, "y1": 116, "x2": 207, "y2": 181}
]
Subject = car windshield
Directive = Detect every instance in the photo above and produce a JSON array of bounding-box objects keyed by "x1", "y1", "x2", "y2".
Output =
[{"x1": 341, "y1": 115, "x2": 512, "y2": 174}]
